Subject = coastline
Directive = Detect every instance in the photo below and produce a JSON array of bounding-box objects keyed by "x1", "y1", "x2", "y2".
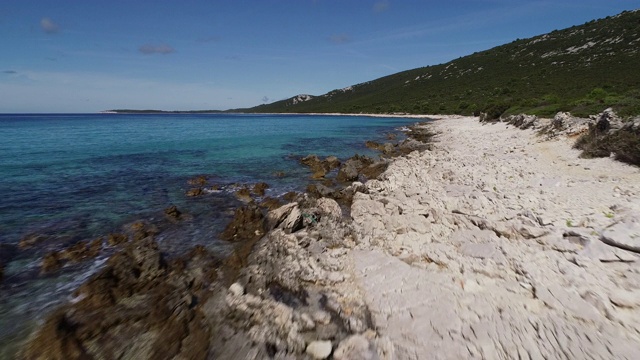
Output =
[
  {"x1": 348, "y1": 115, "x2": 640, "y2": 358},
  {"x1": 18, "y1": 113, "x2": 640, "y2": 358}
]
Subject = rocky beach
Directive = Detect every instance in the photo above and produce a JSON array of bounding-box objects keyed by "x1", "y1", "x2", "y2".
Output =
[{"x1": 17, "y1": 111, "x2": 640, "y2": 359}]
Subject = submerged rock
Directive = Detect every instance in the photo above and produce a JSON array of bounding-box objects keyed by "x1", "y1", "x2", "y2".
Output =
[
  {"x1": 187, "y1": 175, "x2": 208, "y2": 186},
  {"x1": 164, "y1": 204, "x2": 182, "y2": 220},
  {"x1": 252, "y1": 182, "x2": 269, "y2": 196},
  {"x1": 300, "y1": 154, "x2": 341, "y2": 179},
  {"x1": 234, "y1": 187, "x2": 252, "y2": 202},
  {"x1": 40, "y1": 251, "x2": 62, "y2": 274},
  {"x1": 186, "y1": 187, "x2": 204, "y2": 197},
  {"x1": 59, "y1": 238, "x2": 102, "y2": 263},
  {"x1": 18, "y1": 233, "x2": 48, "y2": 249}
]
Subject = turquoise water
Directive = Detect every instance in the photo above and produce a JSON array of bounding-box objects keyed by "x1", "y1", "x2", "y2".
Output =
[
  {"x1": 0, "y1": 113, "x2": 418, "y2": 354},
  {"x1": 0, "y1": 113, "x2": 414, "y2": 244}
]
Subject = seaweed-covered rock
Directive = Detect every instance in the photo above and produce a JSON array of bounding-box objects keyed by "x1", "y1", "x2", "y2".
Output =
[
  {"x1": 220, "y1": 205, "x2": 265, "y2": 242},
  {"x1": 186, "y1": 187, "x2": 204, "y2": 197},
  {"x1": 252, "y1": 182, "x2": 269, "y2": 196},
  {"x1": 164, "y1": 204, "x2": 182, "y2": 220},
  {"x1": 187, "y1": 175, "x2": 208, "y2": 186},
  {"x1": 23, "y1": 238, "x2": 217, "y2": 360},
  {"x1": 234, "y1": 187, "x2": 252, "y2": 202},
  {"x1": 18, "y1": 233, "x2": 48, "y2": 249},
  {"x1": 259, "y1": 196, "x2": 283, "y2": 210}
]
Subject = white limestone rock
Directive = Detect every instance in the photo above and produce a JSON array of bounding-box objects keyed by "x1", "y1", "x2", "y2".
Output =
[{"x1": 306, "y1": 340, "x2": 332, "y2": 359}]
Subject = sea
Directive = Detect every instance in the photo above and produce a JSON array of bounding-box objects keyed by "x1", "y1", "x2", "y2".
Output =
[{"x1": 0, "y1": 113, "x2": 420, "y2": 355}]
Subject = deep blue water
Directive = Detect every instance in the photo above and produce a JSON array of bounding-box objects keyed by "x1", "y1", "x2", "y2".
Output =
[{"x1": 0, "y1": 113, "x2": 419, "y2": 354}]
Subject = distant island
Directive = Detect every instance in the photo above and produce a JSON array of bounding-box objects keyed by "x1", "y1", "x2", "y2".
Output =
[{"x1": 103, "y1": 109, "x2": 224, "y2": 114}]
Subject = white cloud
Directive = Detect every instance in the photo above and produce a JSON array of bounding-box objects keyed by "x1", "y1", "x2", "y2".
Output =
[
  {"x1": 40, "y1": 17, "x2": 59, "y2": 34},
  {"x1": 373, "y1": 0, "x2": 389, "y2": 13},
  {"x1": 329, "y1": 34, "x2": 350, "y2": 44},
  {"x1": 138, "y1": 44, "x2": 175, "y2": 55}
]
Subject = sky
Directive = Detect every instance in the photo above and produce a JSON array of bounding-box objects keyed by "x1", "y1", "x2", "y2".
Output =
[{"x1": 1, "y1": 0, "x2": 639, "y2": 113}]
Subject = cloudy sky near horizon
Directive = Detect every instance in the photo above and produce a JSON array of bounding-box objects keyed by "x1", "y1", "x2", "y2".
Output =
[{"x1": 1, "y1": 0, "x2": 638, "y2": 113}]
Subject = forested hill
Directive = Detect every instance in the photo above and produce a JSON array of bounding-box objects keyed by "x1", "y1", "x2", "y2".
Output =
[{"x1": 239, "y1": 9, "x2": 640, "y2": 117}]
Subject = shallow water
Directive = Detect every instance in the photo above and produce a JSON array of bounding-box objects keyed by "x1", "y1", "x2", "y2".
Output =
[{"x1": 0, "y1": 113, "x2": 420, "y2": 355}]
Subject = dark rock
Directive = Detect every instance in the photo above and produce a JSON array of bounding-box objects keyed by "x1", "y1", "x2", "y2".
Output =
[
  {"x1": 307, "y1": 184, "x2": 335, "y2": 199},
  {"x1": 220, "y1": 205, "x2": 265, "y2": 242},
  {"x1": 0, "y1": 245, "x2": 12, "y2": 281},
  {"x1": 187, "y1": 175, "x2": 208, "y2": 186},
  {"x1": 252, "y1": 182, "x2": 270, "y2": 196},
  {"x1": 323, "y1": 156, "x2": 341, "y2": 170},
  {"x1": 41, "y1": 251, "x2": 62, "y2": 274},
  {"x1": 283, "y1": 192, "x2": 300, "y2": 202},
  {"x1": 186, "y1": 187, "x2": 204, "y2": 197},
  {"x1": 24, "y1": 238, "x2": 216, "y2": 359},
  {"x1": 259, "y1": 197, "x2": 283, "y2": 211},
  {"x1": 311, "y1": 168, "x2": 327, "y2": 179},
  {"x1": 164, "y1": 205, "x2": 182, "y2": 220},
  {"x1": 360, "y1": 161, "x2": 389, "y2": 180},
  {"x1": 406, "y1": 124, "x2": 436, "y2": 143},
  {"x1": 273, "y1": 171, "x2": 286, "y2": 178},
  {"x1": 107, "y1": 233, "x2": 128, "y2": 246},
  {"x1": 365, "y1": 140, "x2": 385, "y2": 151},
  {"x1": 300, "y1": 154, "x2": 321, "y2": 168},
  {"x1": 337, "y1": 162, "x2": 359, "y2": 182},
  {"x1": 18, "y1": 233, "x2": 48, "y2": 249},
  {"x1": 235, "y1": 187, "x2": 252, "y2": 202},
  {"x1": 336, "y1": 155, "x2": 373, "y2": 182},
  {"x1": 59, "y1": 239, "x2": 102, "y2": 263},
  {"x1": 301, "y1": 154, "x2": 340, "y2": 178},
  {"x1": 125, "y1": 221, "x2": 159, "y2": 242}
]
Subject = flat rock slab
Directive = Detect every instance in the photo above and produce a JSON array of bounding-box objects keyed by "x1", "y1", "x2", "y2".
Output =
[
  {"x1": 601, "y1": 217, "x2": 640, "y2": 251},
  {"x1": 349, "y1": 117, "x2": 640, "y2": 359}
]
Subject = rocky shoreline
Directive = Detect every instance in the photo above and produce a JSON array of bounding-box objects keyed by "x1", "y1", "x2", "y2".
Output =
[{"x1": 17, "y1": 111, "x2": 640, "y2": 359}]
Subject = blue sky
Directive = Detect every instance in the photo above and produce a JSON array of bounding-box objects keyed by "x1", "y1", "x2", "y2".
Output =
[{"x1": 1, "y1": 0, "x2": 638, "y2": 113}]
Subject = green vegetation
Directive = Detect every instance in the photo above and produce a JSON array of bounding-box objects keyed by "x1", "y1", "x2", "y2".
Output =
[
  {"x1": 239, "y1": 10, "x2": 640, "y2": 118},
  {"x1": 574, "y1": 121, "x2": 640, "y2": 166}
]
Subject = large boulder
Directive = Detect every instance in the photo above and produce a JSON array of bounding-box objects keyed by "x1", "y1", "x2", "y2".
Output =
[
  {"x1": 316, "y1": 198, "x2": 342, "y2": 219},
  {"x1": 553, "y1": 111, "x2": 572, "y2": 129}
]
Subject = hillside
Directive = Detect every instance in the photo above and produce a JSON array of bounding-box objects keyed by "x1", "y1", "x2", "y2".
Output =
[{"x1": 241, "y1": 10, "x2": 640, "y2": 117}]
